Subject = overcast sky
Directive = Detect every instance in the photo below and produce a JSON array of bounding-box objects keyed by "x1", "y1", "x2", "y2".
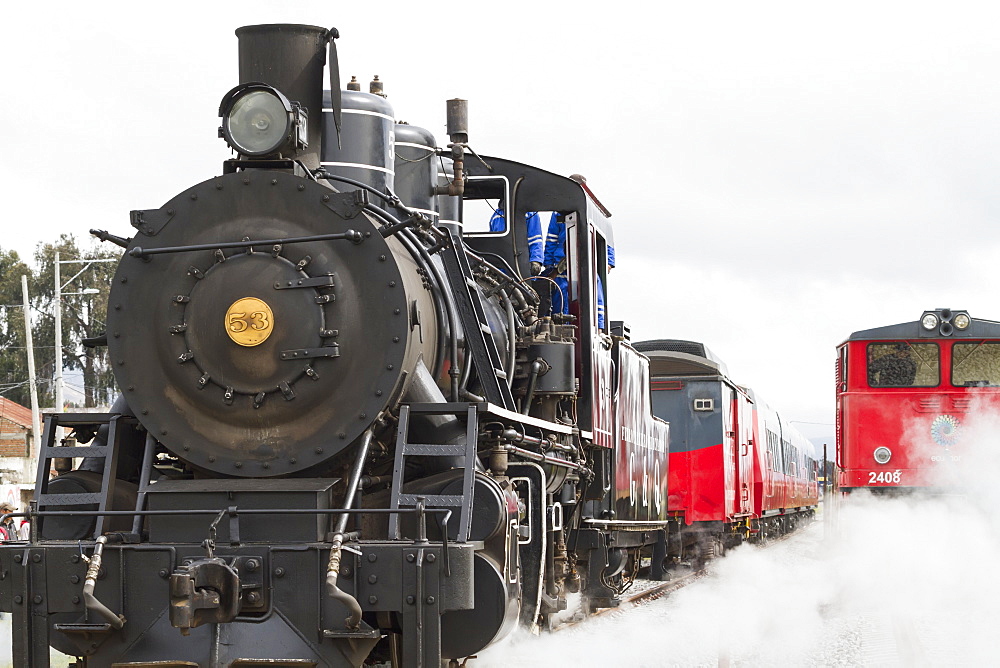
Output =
[{"x1": 5, "y1": 2, "x2": 1000, "y2": 441}]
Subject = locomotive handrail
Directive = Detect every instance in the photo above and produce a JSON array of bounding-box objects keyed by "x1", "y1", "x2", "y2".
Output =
[{"x1": 128, "y1": 230, "x2": 365, "y2": 258}]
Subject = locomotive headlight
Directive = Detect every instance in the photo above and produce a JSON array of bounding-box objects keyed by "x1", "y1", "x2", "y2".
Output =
[
  {"x1": 954, "y1": 313, "x2": 971, "y2": 330},
  {"x1": 219, "y1": 83, "x2": 305, "y2": 157},
  {"x1": 873, "y1": 446, "x2": 892, "y2": 464},
  {"x1": 921, "y1": 313, "x2": 939, "y2": 330}
]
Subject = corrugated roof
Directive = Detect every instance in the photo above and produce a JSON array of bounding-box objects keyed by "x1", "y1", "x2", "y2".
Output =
[{"x1": 0, "y1": 397, "x2": 34, "y2": 429}]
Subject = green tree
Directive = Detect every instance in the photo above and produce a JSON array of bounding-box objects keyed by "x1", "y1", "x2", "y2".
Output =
[
  {"x1": 0, "y1": 248, "x2": 37, "y2": 407},
  {"x1": 0, "y1": 237, "x2": 120, "y2": 410},
  {"x1": 33, "y1": 236, "x2": 121, "y2": 408}
]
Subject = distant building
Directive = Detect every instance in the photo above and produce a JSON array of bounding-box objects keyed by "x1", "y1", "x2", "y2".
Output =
[
  {"x1": 0, "y1": 397, "x2": 38, "y2": 512},
  {"x1": 0, "y1": 397, "x2": 32, "y2": 458}
]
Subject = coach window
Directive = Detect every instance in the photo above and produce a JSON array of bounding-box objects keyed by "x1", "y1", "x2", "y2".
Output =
[
  {"x1": 766, "y1": 430, "x2": 780, "y2": 471},
  {"x1": 867, "y1": 342, "x2": 939, "y2": 388},
  {"x1": 952, "y1": 342, "x2": 1000, "y2": 386}
]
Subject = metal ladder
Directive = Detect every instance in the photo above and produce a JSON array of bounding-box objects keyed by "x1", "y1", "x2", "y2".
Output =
[
  {"x1": 387, "y1": 403, "x2": 479, "y2": 543},
  {"x1": 440, "y1": 235, "x2": 515, "y2": 410},
  {"x1": 33, "y1": 413, "x2": 133, "y2": 539}
]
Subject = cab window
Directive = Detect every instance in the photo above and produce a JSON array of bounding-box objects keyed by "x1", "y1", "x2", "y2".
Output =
[
  {"x1": 867, "y1": 342, "x2": 939, "y2": 387},
  {"x1": 952, "y1": 342, "x2": 1000, "y2": 386},
  {"x1": 461, "y1": 176, "x2": 510, "y2": 234}
]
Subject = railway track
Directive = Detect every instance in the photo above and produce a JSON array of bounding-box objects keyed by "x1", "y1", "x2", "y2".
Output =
[{"x1": 556, "y1": 527, "x2": 806, "y2": 632}]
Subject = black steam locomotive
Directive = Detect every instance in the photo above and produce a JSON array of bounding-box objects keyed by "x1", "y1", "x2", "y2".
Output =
[{"x1": 0, "y1": 24, "x2": 670, "y2": 667}]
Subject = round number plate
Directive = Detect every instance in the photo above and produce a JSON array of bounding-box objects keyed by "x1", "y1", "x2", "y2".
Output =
[{"x1": 225, "y1": 297, "x2": 274, "y2": 347}]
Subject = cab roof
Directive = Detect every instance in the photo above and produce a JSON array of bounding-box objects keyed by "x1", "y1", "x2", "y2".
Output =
[
  {"x1": 633, "y1": 339, "x2": 729, "y2": 377},
  {"x1": 844, "y1": 309, "x2": 1000, "y2": 343}
]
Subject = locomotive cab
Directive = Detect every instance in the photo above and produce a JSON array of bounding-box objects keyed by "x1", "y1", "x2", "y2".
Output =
[{"x1": 458, "y1": 160, "x2": 670, "y2": 614}]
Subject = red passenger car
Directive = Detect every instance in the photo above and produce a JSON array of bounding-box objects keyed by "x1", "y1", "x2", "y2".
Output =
[
  {"x1": 636, "y1": 340, "x2": 819, "y2": 560},
  {"x1": 836, "y1": 308, "x2": 1000, "y2": 492}
]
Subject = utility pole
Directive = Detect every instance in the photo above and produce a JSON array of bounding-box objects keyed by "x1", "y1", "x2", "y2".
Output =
[
  {"x1": 54, "y1": 251, "x2": 63, "y2": 413},
  {"x1": 20, "y1": 275, "x2": 41, "y2": 454},
  {"x1": 55, "y1": 256, "x2": 114, "y2": 409}
]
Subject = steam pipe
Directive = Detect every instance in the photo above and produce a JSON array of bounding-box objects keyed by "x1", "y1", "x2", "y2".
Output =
[
  {"x1": 314, "y1": 172, "x2": 432, "y2": 234},
  {"x1": 360, "y1": 474, "x2": 391, "y2": 488},
  {"x1": 501, "y1": 428, "x2": 578, "y2": 456},
  {"x1": 436, "y1": 100, "x2": 467, "y2": 196},
  {"x1": 458, "y1": 343, "x2": 475, "y2": 399},
  {"x1": 435, "y1": 143, "x2": 465, "y2": 197},
  {"x1": 315, "y1": 171, "x2": 395, "y2": 204},
  {"x1": 507, "y1": 176, "x2": 527, "y2": 281},
  {"x1": 501, "y1": 289, "x2": 516, "y2": 386},
  {"x1": 82, "y1": 536, "x2": 125, "y2": 629},
  {"x1": 460, "y1": 388, "x2": 486, "y2": 402},
  {"x1": 501, "y1": 443, "x2": 590, "y2": 475},
  {"x1": 466, "y1": 248, "x2": 540, "y2": 307},
  {"x1": 522, "y1": 360, "x2": 544, "y2": 415}
]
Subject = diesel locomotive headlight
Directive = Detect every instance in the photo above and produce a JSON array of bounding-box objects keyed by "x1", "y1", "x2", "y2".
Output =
[
  {"x1": 873, "y1": 446, "x2": 892, "y2": 464},
  {"x1": 921, "y1": 313, "x2": 939, "y2": 330},
  {"x1": 954, "y1": 313, "x2": 971, "y2": 330},
  {"x1": 219, "y1": 83, "x2": 307, "y2": 157}
]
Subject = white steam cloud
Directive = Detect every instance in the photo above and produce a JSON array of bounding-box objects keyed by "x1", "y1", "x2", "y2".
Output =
[{"x1": 477, "y1": 407, "x2": 1000, "y2": 666}]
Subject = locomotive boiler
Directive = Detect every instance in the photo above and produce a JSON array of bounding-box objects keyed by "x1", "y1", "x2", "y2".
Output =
[{"x1": 0, "y1": 23, "x2": 671, "y2": 667}]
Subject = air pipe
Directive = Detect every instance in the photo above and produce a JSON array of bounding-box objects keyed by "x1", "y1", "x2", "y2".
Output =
[
  {"x1": 82, "y1": 536, "x2": 125, "y2": 629},
  {"x1": 325, "y1": 428, "x2": 373, "y2": 629}
]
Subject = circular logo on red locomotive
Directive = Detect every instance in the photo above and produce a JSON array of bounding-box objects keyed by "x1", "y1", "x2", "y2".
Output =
[{"x1": 930, "y1": 414, "x2": 960, "y2": 448}]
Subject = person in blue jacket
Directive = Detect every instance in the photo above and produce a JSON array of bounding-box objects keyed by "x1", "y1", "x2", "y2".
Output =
[
  {"x1": 490, "y1": 209, "x2": 544, "y2": 275},
  {"x1": 545, "y1": 211, "x2": 614, "y2": 328}
]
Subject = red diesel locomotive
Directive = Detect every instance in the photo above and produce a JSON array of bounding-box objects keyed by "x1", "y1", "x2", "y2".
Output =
[
  {"x1": 837, "y1": 308, "x2": 1000, "y2": 493},
  {"x1": 635, "y1": 340, "x2": 820, "y2": 561}
]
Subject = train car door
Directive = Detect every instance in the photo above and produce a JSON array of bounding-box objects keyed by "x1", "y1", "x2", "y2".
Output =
[
  {"x1": 734, "y1": 389, "x2": 754, "y2": 516},
  {"x1": 721, "y1": 384, "x2": 736, "y2": 518}
]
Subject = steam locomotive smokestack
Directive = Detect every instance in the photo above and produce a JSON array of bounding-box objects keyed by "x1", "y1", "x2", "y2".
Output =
[{"x1": 236, "y1": 24, "x2": 328, "y2": 170}]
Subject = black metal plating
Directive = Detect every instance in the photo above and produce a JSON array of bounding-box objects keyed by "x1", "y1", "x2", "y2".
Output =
[
  {"x1": 108, "y1": 171, "x2": 417, "y2": 477},
  {"x1": 129, "y1": 208, "x2": 174, "y2": 236}
]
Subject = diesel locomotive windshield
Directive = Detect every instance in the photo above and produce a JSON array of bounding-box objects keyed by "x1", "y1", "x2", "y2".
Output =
[
  {"x1": 952, "y1": 342, "x2": 1000, "y2": 386},
  {"x1": 866, "y1": 342, "x2": 939, "y2": 387}
]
